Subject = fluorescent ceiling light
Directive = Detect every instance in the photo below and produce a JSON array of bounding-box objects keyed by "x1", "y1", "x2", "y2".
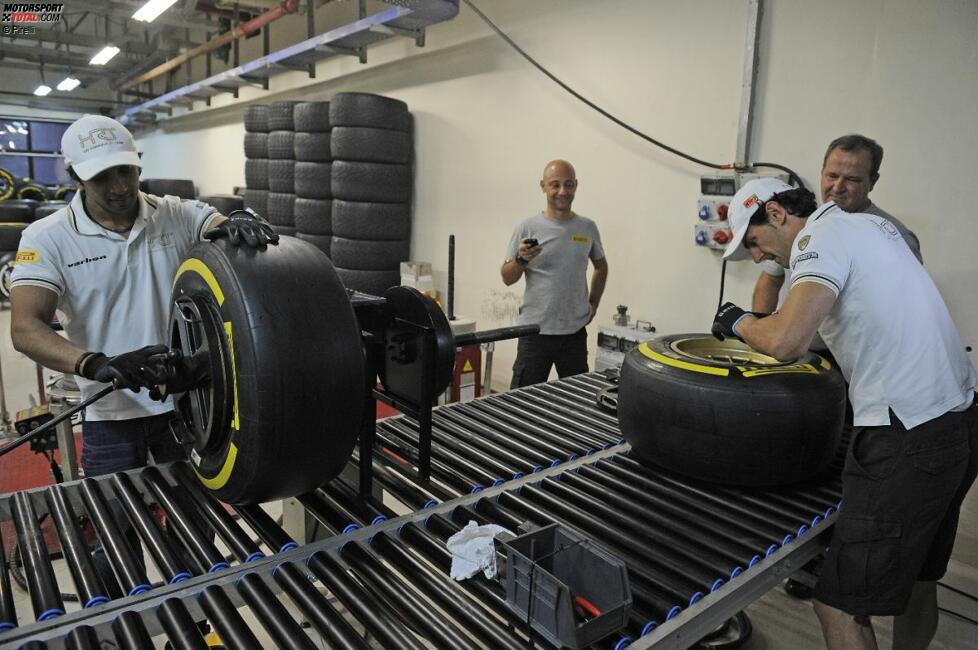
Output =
[
  {"x1": 33, "y1": 84, "x2": 52, "y2": 96},
  {"x1": 17, "y1": 127, "x2": 27, "y2": 134},
  {"x1": 8, "y1": 142, "x2": 16, "y2": 149},
  {"x1": 132, "y1": 0, "x2": 179, "y2": 23},
  {"x1": 90, "y1": 45, "x2": 120, "y2": 65},
  {"x1": 57, "y1": 76, "x2": 81, "y2": 91}
]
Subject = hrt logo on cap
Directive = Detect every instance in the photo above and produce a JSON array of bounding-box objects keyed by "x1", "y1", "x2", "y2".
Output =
[{"x1": 78, "y1": 127, "x2": 120, "y2": 152}]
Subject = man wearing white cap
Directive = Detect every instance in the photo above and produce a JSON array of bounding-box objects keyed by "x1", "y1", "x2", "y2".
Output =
[
  {"x1": 9, "y1": 114, "x2": 277, "y2": 597},
  {"x1": 712, "y1": 178, "x2": 977, "y2": 650}
]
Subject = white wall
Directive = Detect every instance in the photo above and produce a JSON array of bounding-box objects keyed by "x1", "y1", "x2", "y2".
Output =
[{"x1": 133, "y1": 0, "x2": 978, "y2": 389}]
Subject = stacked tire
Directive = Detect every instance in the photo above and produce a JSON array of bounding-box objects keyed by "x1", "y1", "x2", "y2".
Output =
[
  {"x1": 243, "y1": 105, "x2": 272, "y2": 229},
  {"x1": 265, "y1": 101, "x2": 300, "y2": 237},
  {"x1": 0, "y1": 200, "x2": 44, "y2": 301},
  {"x1": 329, "y1": 93, "x2": 413, "y2": 296},
  {"x1": 292, "y1": 101, "x2": 333, "y2": 256}
]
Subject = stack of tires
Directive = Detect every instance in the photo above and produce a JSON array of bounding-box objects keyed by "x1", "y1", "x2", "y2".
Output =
[
  {"x1": 265, "y1": 101, "x2": 299, "y2": 237},
  {"x1": 329, "y1": 93, "x2": 413, "y2": 296},
  {"x1": 243, "y1": 105, "x2": 271, "y2": 228},
  {"x1": 292, "y1": 101, "x2": 333, "y2": 256},
  {"x1": 0, "y1": 200, "x2": 43, "y2": 301}
]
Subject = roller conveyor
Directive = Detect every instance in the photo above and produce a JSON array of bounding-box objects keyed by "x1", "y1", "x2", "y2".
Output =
[{"x1": 0, "y1": 373, "x2": 843, "y2": 649}]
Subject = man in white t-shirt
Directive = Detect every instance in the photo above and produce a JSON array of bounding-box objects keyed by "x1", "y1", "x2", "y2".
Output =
[
  {"x1": 9, "y1": 114, "x2": 277, "y2": 597},
  {"x1": 752, "y1": 134, "x2": 921, "y2": 315},
  {"x1": 712, "y1": 178, "x2": 977, "y2": 650}
]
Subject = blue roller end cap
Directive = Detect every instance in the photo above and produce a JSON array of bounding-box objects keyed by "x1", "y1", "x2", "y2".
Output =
[
  {"x1": 782, "y1": 534, "x2": 794, "y2": 546},
  {"x1": 811, "y1": 515, "x2": 822, "y2": 527},
  {"x1": 342, "y1": 523, "x2": 361, "y2": 534},
  {"x1": 245, "y1": 552, "x2": 265, "y2": 563},
  {"x1": 170, "y1": 572, "x2": 192, "y2": 584},
  {"x1": 84, "y1": 596, "x2": 109, "y2": 608},
  {"x1": 550, "y1": 459, "x2": 561, "y2": 468},
  {"x1": 730, "y1": 566, "x2": 744, "y2": 579},
  {"x1": 602, "y1": 442, "x2": 613, "y2": 450},
  {"x1": 512, "y1": 472, "x2": 525, "y2": 480},
  {"x1": 0, "y1": 622, "x2": 15, "y2": 631},
  {"x1": 614, "y1": 638, "x2": 632, "y2": 650},
  {"x1": 689, "y1": 592, "x2": 704, "y2": 606},
  {"x1": 208, "y1": 562, "x2": 230, "y2": 574},
  {"x1": 666, "y1": 605, "x2": 682, "y2": 620},
  {"x1": 371, "y1": 515, "x2": 387, "y2": 526},
  {"x1": 531, "y1": 465, "x2": 544, "y2": 473},
  {"x1": 127, "y1": 583, "x2": 152, "y2": 596},
  {"x1": 37, "y1": 609, "x2": 64, "y2": 622},
  {"x1": 837, "y1": 499, "x2": 844, "y2": 510},
  {"x1": 641, "y1": 621, "x2": 658, "y2": 636},
  {"x1": 797, "y1": 524, "x2": 809, "y2": 537},
  {"x1": 824, "y1": 506, "x2": 835, "y2": 519},
  {"x1": 710, "y1": 578, "x2": 724, "y2": 593},
  {"x1": 585, "y1": 448, "x2": 595, "y2": 456},
  {"x1": 423, "y1": 500, "x2": 438, "y2": 509},
  {"x1": 470, "y1": 484, "x2": 484, "y2": 494},
  {"x1": 567, "y1": 453, "x2": 578, "y2": 461},
  {"x1": 491, "y1": 478, "x2": 505, "y2": 487},
  {"x1": 617, "y1": 438, "x2": 626, "y2": 445},
  {"x1": 766, "y1": 544, "x2": 778, "y2": 557},
  {"x1": 279, "y1": 541, "x2": 299, "y2": 553}
]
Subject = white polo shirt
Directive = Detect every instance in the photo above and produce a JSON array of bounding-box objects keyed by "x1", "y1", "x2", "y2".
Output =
[
  {"x1": 788, "y1": 202, "x2": 976, "y2": 429},
  {"x1": 11, "y1": 191, "x2": 221, "y2": 421}
]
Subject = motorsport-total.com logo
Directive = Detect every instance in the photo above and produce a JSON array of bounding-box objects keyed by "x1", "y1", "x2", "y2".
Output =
[{"x1": 1, "y1": 2, "x2": 64, "y2": 35}]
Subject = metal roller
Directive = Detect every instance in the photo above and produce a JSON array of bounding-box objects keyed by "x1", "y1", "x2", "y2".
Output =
[
  {"x1": 0, "y1": 524, "x2": 18, "y2": 632},
  {"x1": 453, "y1": 402, "x2": 573, "y2": 462},
  {"x1": 511, "y1": 387, "x2": 622, "y2": 437},
  {"x1": 399, "y1": 416, "x2": 526, "y2": 480},
  {"x1": 494, "y1": 391, "x2": 614, "y2": 449},
  {"x1": 11, "y1": 492, "x2": 65, "y2": 621},
  {"x1": 376, "y1": 427, "x2": 495, "y2": 492},
  {"x1": 111, "y1": 610, "x2": 154, "y2": 649},
  {"x1": 64, "y1": 625, "x2": 100, "y2": 650},
  {"x1": 232, "y1": 504, "x2": 298, "y2": 555},
  {"x1": 297, "y1": 491, "x2": 350, "y2": 536},
  {"x1": 236, "y1": 572, "x2": 318, "y2": 650},
  {"x1": 430, "y1": 414, "x2": 543, "y2": 477},
  {"x1": 43, "y1": 485, "x2": 109, "y2": 608},
  {"x1": 140, "y1": 466, "x2": 228, "y2": 574},
  {"x1": 464, "y1": 399, "x2": 594, "y2": 458},
  {"x1": 198, "y1": 584, "x2": 263, "y2": 650},
  {"x1": 110, "y1": 473, "x2": 192, "y2": 585},
  {"x1": 310, "y1": 488, "x2": 366, "y2": 531},
  {"x1": 157, "y1": 598, "x2": 208, "y2": 650},
  {"x1": 324, "y1": 479, "x2": 394, "y2": 523},
  {"x1": 307, "y1": 551, "x2": 428, "y2": 650},
  {"x1": 78, "y1": 478, "x2": 152, "y2": 598},
  {"x1": 530, "y1": 382, "x2": 622, "y2": 428},
  {"x1": 356, "y1": 454, "x2": 442, "y2": 511},
  {"x1": 436, "y1": 408, "x2": 557, "y2": 469},
  {"x1": 271, "y1": 562, "x2": 370, "y2": 650}
]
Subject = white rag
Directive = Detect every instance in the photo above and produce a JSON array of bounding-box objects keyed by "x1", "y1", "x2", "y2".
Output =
[{"x1": 446, "y1": 520, "x2": 513, "y2": 580}]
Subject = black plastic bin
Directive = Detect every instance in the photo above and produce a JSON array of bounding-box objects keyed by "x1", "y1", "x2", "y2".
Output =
[{"x1": 502, "y1": 523, "x2": 631, "y2": 649}]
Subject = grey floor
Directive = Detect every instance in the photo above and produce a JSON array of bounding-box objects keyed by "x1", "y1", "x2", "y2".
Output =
[{"x1": 1, "y1": 303, "x2": 976, "y2": 648}]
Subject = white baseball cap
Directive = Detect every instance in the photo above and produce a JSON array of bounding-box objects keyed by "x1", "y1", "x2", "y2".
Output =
[
  {"x1": 61, "y1": 115, "x2": 141, "y2": 181},
  {"x1": 723, "y1": 177, "x2": 795, "y2": 260}
]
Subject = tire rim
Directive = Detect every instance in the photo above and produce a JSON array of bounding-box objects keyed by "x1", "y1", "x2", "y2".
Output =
[
  {"x1": 169, "y1": 294, "x2": 233, "y2": 453},
  {"x1": 0, "y1": 260, "x2": 13, "y2": 299},
  {"x1": 669, "y1": 336, "x2": 792, "y2": 367}
]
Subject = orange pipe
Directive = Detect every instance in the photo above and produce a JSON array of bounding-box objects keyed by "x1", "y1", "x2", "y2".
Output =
[{"x1": 121, "y1": 0, "x2": 299, "y2": 90}]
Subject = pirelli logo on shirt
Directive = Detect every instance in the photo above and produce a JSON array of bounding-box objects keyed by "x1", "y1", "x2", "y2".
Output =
[
  {"x1": 571, "y1": 235, "x2": 590, "y2": 244},
  {"x1": 14, "y1": 249, "x2": 39, "y2": 264}
]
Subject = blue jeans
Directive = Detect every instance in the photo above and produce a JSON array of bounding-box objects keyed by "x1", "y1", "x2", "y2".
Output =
[{"x1": 82, "y1": 413, "x2": 184, "y2": 598}]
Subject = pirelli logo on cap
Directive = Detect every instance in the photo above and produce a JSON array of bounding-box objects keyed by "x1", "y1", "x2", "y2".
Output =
[
  {"x1": 571, "y1": 235, "x2": 590, "y2": 244},
  {"x1": 15, "y1": 249, "x2": 39, "y2": 264},
  {"x1": 743, "y1": 194, "x2": 760, "y2": 209}
]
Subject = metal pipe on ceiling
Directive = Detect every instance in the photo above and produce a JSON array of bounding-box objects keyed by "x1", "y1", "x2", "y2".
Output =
[{"x1": 120, "y1": 0, "x2": 299, "y2": 90}]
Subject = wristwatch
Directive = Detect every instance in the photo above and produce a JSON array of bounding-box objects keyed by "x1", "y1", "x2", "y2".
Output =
[{"x1": 515, "y1": 255, "x2": 529, "y2": 267}]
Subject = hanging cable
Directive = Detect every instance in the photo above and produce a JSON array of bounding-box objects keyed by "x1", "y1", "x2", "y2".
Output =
[{"x1": 461, "y1": 0, "x2": 806, "y2": 188}]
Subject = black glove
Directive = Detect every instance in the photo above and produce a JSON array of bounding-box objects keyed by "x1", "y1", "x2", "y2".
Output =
[
  {"x1": 148, "y1": 349, "x2": 211, "y2": 402},
  {"x1": 78, "y1": 344, "x2": 170, "y2": 392},
  {"x1": 712, "y1": 302, "x2": 754, "y2": 341},
  {"x1": 204, "y1": 209, "x2": 278, "y2": 249}
]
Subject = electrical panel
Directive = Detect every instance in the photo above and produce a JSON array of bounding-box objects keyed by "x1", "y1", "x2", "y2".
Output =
[{"x1": 694, "y1": 171, "x2": 791, "y2": 251}]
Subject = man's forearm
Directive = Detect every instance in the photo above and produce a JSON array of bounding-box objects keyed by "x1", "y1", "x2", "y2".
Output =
[
  {"x1": 500, "y1": 259, "x2": 524, "y2": 286},
  {"x1": 751, "y1": 272, "x2": 784, "y2": 313},
  {"x1": 589, "y1": 267, "x2": 608, "y2": 308},
  {"x1": 11, "y1": 319, "x2": 87, "y2": 375}
]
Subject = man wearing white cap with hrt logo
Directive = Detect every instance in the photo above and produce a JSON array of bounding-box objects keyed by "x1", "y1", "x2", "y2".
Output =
[
  {"x1": 711, "y1": 177, "x2": 977, "y2": 650},
  {"x1": 9, "y1": 114, "x2": 278, "y2": 598}
]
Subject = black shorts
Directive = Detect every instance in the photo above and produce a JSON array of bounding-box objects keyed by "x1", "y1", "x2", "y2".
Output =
[{"x1": 814, "y1": 398, "x2": 978, "y2": 617}]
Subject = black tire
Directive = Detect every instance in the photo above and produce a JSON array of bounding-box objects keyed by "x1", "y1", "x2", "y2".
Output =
[
  {"x1": 267, "y1": 160, "x2": 295, "y2": 193},
  {"x1": 15, "y1": 181, "x2": 47, "y2": 201},
  {"x1": 32, "y1": 202, "x2": 68, "y2": 221},
  {"x1": 245, "y1": 159, "x2": 269, "y2": 190},
  {"x1": 169, "y1": 237, "x2": 364, "y2": 503},
  {"x1": 243, "y1": 189, "x2": 268, "y2": 217},
  {"x1": 266, "y1": 192, "x2": 295, "y2": 226},
  {"x1": 0, "y1": 202, "x2": 36, "y2": 223},
  {"x1": 199, "y1": 194, "x2": 244, "y2": 215},
  {"x1": 267, "y1": 131, "x2": 295, "y2": 160},
  {"x1": 330, "y1": 237, "x2": 408, "y2": 270},
  {"x1": 617, "y1": 334, "x2": 845, "y2": 487},
  {"x1": 333, "y1": 267, "x2": 400, "y2": 296},
  {"x1": 296, "y1": 232, "x2": 331, "y2": 256},
  {"x1": 331, "y1": 127, "x2": 412, "y2": 164},
  {"x1": 293, "y1": 102, "x2": 331, "y2": 132},
  {"x1": 272, "y1": 224, "x2": 296, "y2": 237},
  {"x1": 243, "y1": 133, "x2": 268, "y2": 159},
  {"x1": 52, "y1": 185, "x2": 76, "y2": 201},
  {"x1": 0, "y1": 224, "x2": 27, "y2": 250},
  {"x1": 142, "y1": 179, "x2": 197, "y2": 200},
  {"x1": 330, "y1": 161, "x2": 411, "y2": 203},
  {"x1": 294, "y1": 198, "x2": 332, "y2": 236},
  {"x1": 294, "y1": 132, "x2": 332, "y2": 162},
  {"x1": 0, "y1": 251, "x2": 15, "y2": 300},
  {"x1": 294, "y1": 162, "x2": 332, "y2": 200},
  {"x1": 244, "y1": 105, "x2": 270, "y2": 133},
  {"x1": 0, "y1": 167, "x2": 15, "y2": 201},
  {"x1": 329, "y1": 93, "x2": 411, "y2": 132},
  {"x1": 267, "y1": 101, "x2": 299, "y2": 131},
  {"x1": 331, "y1": 200, "x2": 409, "y2": 240}
]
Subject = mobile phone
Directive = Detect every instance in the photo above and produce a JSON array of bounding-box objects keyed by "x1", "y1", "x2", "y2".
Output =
[{"x1": 524, "y1": 238, "x2": 539, "y2": 248}]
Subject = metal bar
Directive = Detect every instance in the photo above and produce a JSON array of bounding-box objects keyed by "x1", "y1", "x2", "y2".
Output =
[
  {"x1": 272, "y1": 562, "x2": 370, "y2": 649},
  {"x1": 43, "y1": 485, "x2": 109, "y2": 609},
  {"x1": 111, "y1": 610, "x2": 153, "y2": 648},
  {"x1": 297, "y1": 491, "x2": 347, "y2": 536},
  {"x1": 236, "y1": 573, "x2": 317, "y2": 649},
  {"x1": 158, "y1": 598, "x2": 207, "y2": 649},
  {"x1": 232, "y1": 504, "x2": 298, "y2": 555},
  {"x1": 11, "y1": 492, "x2": 64, "y2": 622},
  {"x1": 465, "y1": 398, "x2": 594, "y2": 458},
  {"x1": 65, "y1": 625, "x2": 100, "y2": 649},
  {"x1": 198, "y1": 584, "x2": 263, "y2": 650},
  {"x1": 735, "y1": 0, "x2": 762, "y2": 164},
  {"x1": 0, "y1": 530, "x2": 16, "y2": 632}
]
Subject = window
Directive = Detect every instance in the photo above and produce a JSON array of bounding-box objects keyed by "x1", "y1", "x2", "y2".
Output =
[{"x1": 0, "y1": 117, "x2": 74, "y2": 189}]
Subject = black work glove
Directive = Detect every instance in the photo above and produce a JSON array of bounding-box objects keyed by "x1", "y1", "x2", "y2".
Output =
[
  {"x1": 148, "y1": 349, "x2": 211, "y2": 402},
  {"x1": 79, "y1": 344, "x2": 170, "y2": 392},
  {"x1": 711, "y1": 302, "x2": 757, "y2": 341},
  {"x1": 204, "y1": 209, "x2": 278, "y2": 249}
]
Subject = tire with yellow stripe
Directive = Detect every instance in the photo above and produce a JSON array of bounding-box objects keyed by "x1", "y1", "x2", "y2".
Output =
[
  {"x1": 618, "y1": 333, "x2": 845, "y2": 487},
  {"x1": 0, "y1": 167, "x2": 15, "y2": 201},
  {"x1": 170, "y1": 236, "x2": 365, "y2": 504}
]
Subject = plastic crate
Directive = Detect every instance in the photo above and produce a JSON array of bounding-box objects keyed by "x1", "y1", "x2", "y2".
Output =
[{"x1": 502, "y1": 524, "x2": 631, "y2": 649}]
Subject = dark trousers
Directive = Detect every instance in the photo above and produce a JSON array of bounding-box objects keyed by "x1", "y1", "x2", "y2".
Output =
[
  {"x1": 510, "y1": 328, "x2": 588, "y2": 389},
  {"x1": 81, "y1": 412, "x2": 184, "y2": 598}
]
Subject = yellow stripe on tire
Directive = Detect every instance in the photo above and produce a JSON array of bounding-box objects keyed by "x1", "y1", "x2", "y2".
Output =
[
  {"x1": 195, "y1": 443, "x2": 238, "y2": 489},
  {"x1": 638, "y1": 342, "x2": 730, "y2": 376}
]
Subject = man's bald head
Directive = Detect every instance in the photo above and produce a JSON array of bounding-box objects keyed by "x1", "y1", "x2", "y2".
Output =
[
  {"x1": 540, "y1": 159, "x2": 578, "y2": 218},
  {"x1": 542, "y1": 159, "x2": 576, "y2": 181}
]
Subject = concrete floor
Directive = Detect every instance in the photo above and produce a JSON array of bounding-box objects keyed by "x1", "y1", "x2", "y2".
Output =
[{"x1": 1, "y1": 301, "x2": 976, "y2": 648}]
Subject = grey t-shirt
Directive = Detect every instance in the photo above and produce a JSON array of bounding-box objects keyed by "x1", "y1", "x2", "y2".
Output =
[{"x1": 506, "y1": 212, "x2": 605, "y2": 335}]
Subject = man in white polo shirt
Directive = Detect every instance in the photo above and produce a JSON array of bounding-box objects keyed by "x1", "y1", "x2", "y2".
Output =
[
  {"x1": 712, "y1": 178, "x2": 977, "y2": 650},
  {"x1": 9, "y1": 114, "x2": 277, "y2": 597}
]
